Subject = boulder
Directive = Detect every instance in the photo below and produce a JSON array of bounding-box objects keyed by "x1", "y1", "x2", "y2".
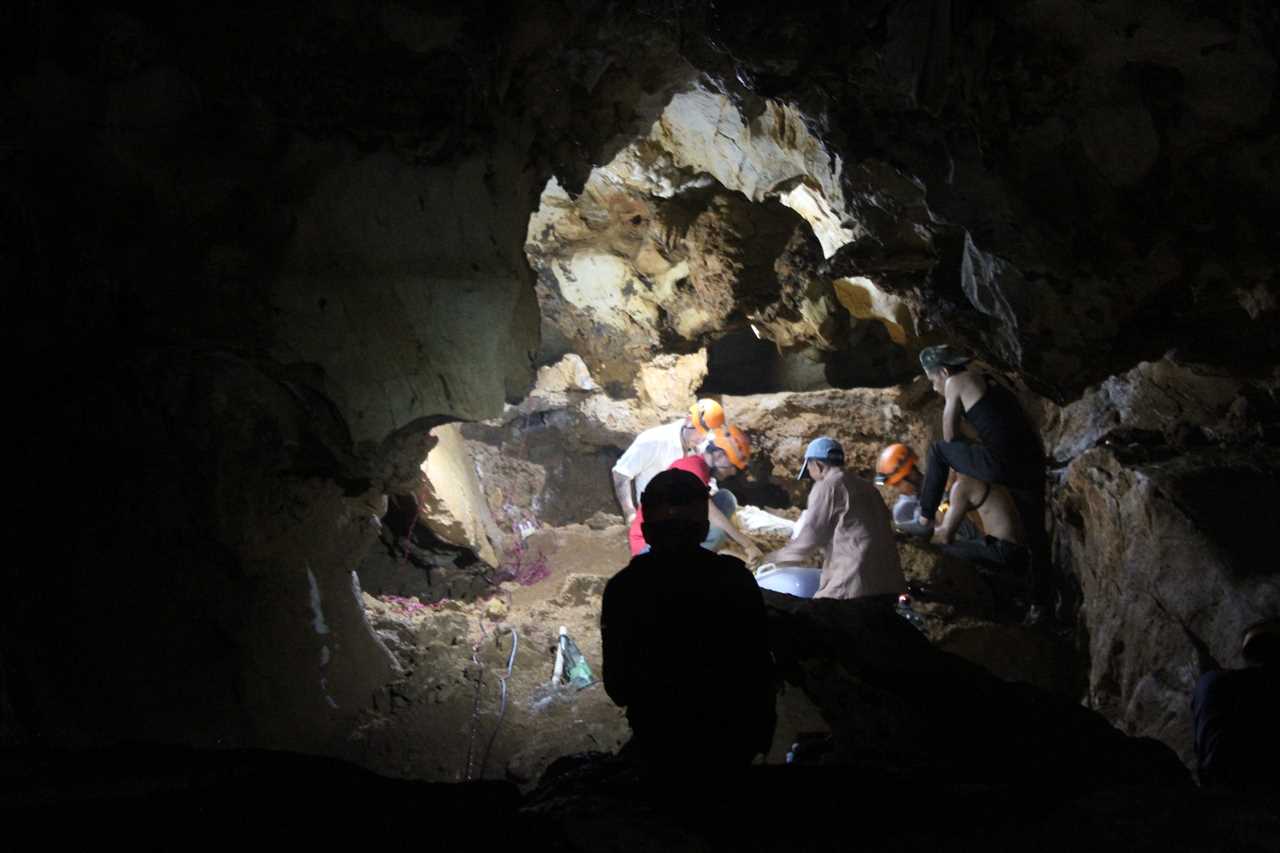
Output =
[
  {"x1": 1044, "y1": 358, "x2": 1280, "y2": 463},
  {"x1": 1054, "y1": 446, "x2": 1280, "y2": 766},
  {"x1": 763, "y1": 593, "x2": 1185, "y2": 784},
  {"x1": 417, "y1": 423, "x2": 505, "y2": 567},
  {"x1": 633, "y1": 351, "x2": 707, "y2": 415}
]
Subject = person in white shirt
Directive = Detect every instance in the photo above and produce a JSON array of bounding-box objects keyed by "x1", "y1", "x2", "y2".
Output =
[{"x1": 611, "y1": 399, "x2": 726, "y2": 525}]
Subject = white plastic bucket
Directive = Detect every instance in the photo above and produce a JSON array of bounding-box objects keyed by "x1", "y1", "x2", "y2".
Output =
[{"x1": 754, "y1": 564, "x2": 822, "y2": 598}]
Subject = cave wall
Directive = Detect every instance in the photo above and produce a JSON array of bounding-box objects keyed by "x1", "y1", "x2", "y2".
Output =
[
  {"x1": 1045, "y1": 358, "x2": 1280, "y2": 765},
  {"x1": 4, "y1": 2, "x2": 693, "y2": 749}
]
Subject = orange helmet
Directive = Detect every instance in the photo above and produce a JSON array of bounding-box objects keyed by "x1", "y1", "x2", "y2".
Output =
[
  {"x1": 688, "y1": 398, "x2": 725, "y2": 435},
  {"x1": 709, "y1": 425, "x2": 751, "y2": 471},
  {"x1": 875, "y1": 443, "x2": 917, "y2": 486}
]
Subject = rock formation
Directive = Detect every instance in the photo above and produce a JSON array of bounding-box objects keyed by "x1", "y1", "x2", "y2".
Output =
[{"x1": 1046, "y1": 357, "x2": 1280, "y2": 766}]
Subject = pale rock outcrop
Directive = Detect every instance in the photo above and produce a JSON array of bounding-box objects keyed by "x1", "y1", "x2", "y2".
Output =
[
  {"x1": 534, "y1": 353, "x2": 600, "y2": 394},
  {"x1": 462, "y1": 354, "x2": 694, "y2": 528},
  {"x1": 654, "y1": 86, "x2": 859, "y2": 259},
  {"x1": 526, "y1": 81, "x2": 920, "y2": 389},
  {"x1": 633, "y1": 350, "x2": 707, "y2": 414},
  {"x1": 417, "y1": 423, "x2": 506, "y2": 567}
]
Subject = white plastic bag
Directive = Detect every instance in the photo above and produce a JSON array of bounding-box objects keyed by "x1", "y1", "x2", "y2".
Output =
[{"x1": 735, "y1": 504, "x2": 797, "y2": 537}]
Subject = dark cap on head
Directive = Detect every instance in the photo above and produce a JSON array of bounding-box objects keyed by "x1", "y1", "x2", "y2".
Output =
[
  {"x1": 641, "y1": 468, "x2": 710, "y2": 516},
  {"x1": 919, "y1": 344, "x2": 972, "y2": 374}
]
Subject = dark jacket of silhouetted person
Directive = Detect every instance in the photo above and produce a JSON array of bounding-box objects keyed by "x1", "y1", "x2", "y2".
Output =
[
  {"x1": 1191, "y1": 619, "x2": 1280, "y2": 789},
  {"x1": 601, "y1": 468, "x2": 777, "y2": 768}
]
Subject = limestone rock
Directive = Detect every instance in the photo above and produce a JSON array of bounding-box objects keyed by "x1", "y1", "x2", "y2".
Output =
[
  {"x1": 417, "y1": 423, "x2": 505, "y2": 567},
  {"x1": 534, "y1": 353, "x2": 600, "y2": 394},
  {"x1": 633, "y1": 351, "x2": 707, "y2": 416},
  {"x1": 15, "y1": 0, "x2": 1280, "y2": 785},
  {"x1": 356, "y1": 521, "x2": 495, "y2": 604},
  {"x1": 1044, "y1": 357, "x2": 1280, "y2": 463},
  {"x1": 463, "y1": 406, "x2": 628, "y2": 528},
  {"x1": 1054, "y1": 446, "x2": 1280, "y2": 766},
  {"x1": 655, "y1": 85, "x2": 860, "y2": 259},
  {"x1": 526, "y1": 82, "x2": 919, "y2": 390},
  {"x1": 467, "y1": 442, "x2": 550, "y2": 528}
]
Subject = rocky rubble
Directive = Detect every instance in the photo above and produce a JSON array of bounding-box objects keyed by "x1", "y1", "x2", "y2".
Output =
[
  {"x1": 344, "y1": 524, "x2": 634, "y2": 784},
  {"x1": 348, "y1": 485, "x2": 1091, "y2": 791}
]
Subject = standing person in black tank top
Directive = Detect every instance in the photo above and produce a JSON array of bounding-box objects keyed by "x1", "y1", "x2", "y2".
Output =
[{"x1": 910, "y1": 345, "x2": 1049, "y2": 622}]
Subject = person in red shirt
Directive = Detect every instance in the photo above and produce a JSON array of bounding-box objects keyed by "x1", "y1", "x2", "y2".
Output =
[{"x1": 627, "y1": 454, "x2": 760, "y2": 561}]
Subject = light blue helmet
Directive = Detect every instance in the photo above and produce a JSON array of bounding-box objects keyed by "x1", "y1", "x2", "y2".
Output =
[{"x1": 797, "y1": 436, "x2": 845, "y2": 480}]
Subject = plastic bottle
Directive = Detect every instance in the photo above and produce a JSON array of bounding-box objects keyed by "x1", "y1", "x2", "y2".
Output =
[{"x1": 896, "y1": 593, "x2": 927, "y2": 632}]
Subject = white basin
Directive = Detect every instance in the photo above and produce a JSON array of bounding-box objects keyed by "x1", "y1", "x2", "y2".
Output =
[{"x1": 755, "y1": 565, "x2": 822, "y2": 598}]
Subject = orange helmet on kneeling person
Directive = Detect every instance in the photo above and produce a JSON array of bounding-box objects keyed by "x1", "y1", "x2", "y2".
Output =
[
  {"x1": 689, "y1": 398, "x2": 726, "y2": 435},
  {"x1": 710, "y1": 425, "x2": 751, "y2": 471},
  {"x1": 875, "y1": 443, "x2": 918, "y2": 486}
]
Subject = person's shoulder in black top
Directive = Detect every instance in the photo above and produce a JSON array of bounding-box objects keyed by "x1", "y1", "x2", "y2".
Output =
[{"x1": 601, "y1": 468, "x2": 776, "y2": 767}]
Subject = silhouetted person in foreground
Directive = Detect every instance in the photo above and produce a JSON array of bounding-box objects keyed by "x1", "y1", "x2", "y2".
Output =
[
  {"x1": 602, "y1": 468, "x2": 777, "y2": 773},
  {"x1": 1192, "y1": 619, "x2": 1280, "y2": 790}
]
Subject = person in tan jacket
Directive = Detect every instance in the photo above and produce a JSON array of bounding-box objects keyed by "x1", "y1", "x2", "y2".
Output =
[{"x1": 761, "y1": 437, "x2": 905, "y2": 601}]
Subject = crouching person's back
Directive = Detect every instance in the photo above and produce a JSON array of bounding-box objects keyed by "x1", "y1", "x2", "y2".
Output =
[{"x1": 602, "y1": 468, "x2": 777, "y2": 776}]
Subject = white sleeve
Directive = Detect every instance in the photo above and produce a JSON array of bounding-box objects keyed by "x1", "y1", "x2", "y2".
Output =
[
  {"x1": 612, "y1": 428, "x2": 658, "y2": 478},
  {"x1": 789, "y1": 510, "x2": 807, "y2": 540}
]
